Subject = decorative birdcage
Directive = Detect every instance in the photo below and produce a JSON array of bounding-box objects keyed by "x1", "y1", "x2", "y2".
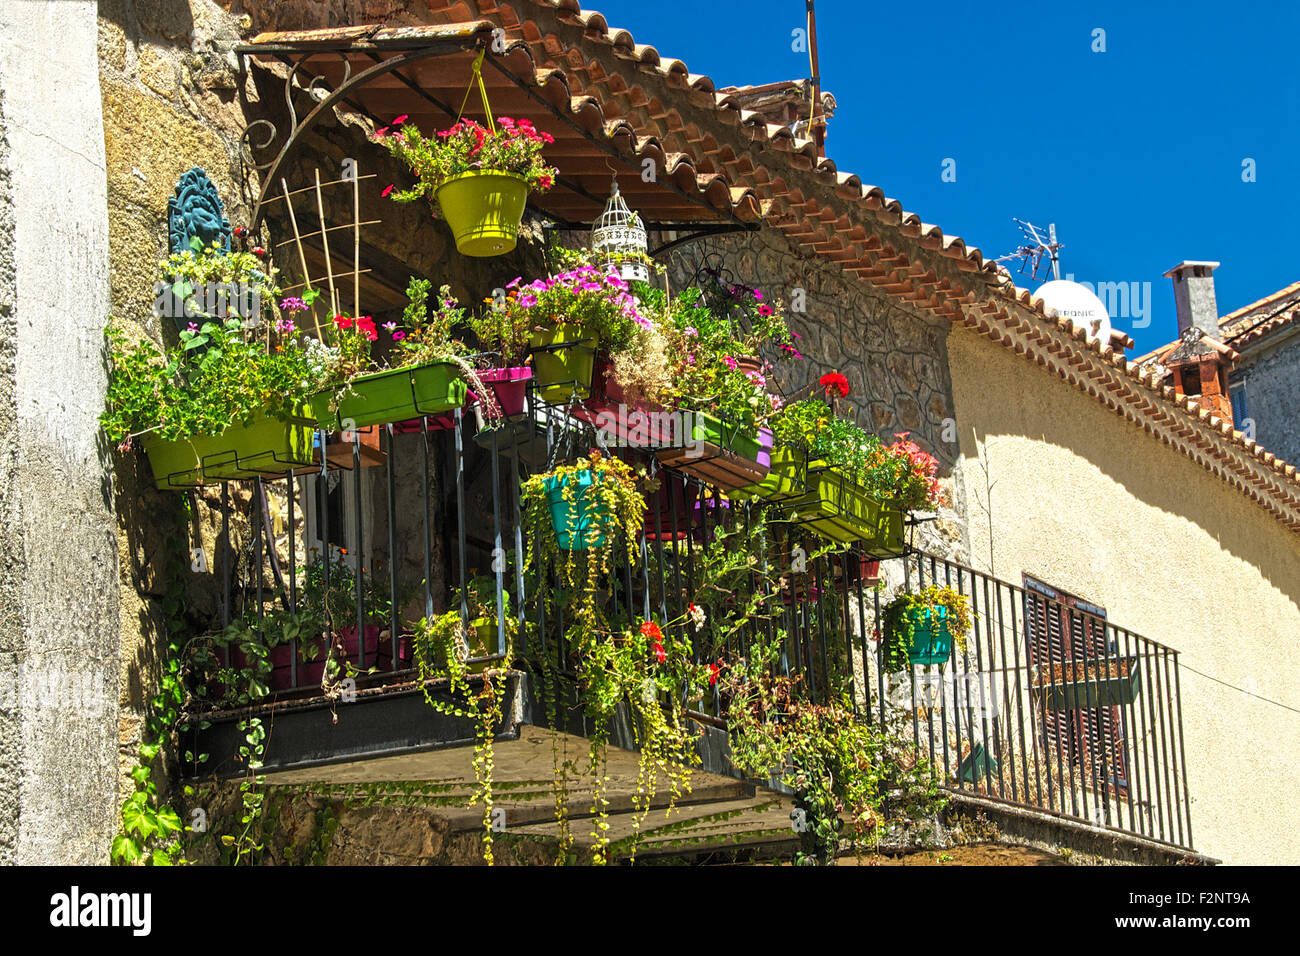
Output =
[{"x1": 591, "y1": 178, "x2": 649, "y2": 283}]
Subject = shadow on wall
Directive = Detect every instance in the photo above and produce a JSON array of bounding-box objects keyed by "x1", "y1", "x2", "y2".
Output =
[{"x1": 952, "y1": 328, "x2": 1300, "y2": 622}]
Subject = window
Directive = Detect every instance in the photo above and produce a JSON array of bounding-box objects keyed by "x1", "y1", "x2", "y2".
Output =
[
  {"x1": 1022, "y1": 575, "x2": 1128, "y2": 799},
  {"x1": 1230, "y1": 382, "x2": 1249, "y2": 431}
]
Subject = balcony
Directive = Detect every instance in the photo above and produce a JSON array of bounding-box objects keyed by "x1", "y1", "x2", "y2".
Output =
[{"x1": 174, "y1": 388, "x2": 1197, "y2": 864}]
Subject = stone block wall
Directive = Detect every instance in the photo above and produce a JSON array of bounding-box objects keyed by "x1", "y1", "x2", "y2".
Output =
[{"x1": 1233, "y1": 335, "x2": 1300, "y2": 468}]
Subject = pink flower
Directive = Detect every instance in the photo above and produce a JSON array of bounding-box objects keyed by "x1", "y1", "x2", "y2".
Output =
[
  {"x1": 753, "y1": 290, "x2": 763, "y2": 301},
  {"x1": 392, "y1": 331, "x2": 406, "y2": 342},
  {"x1": 758, "y1": 304, "x2": 774, "y2": 316},
  {"x1": 391, "y1": 114, "x2": 409, "y2": 125},
  {"x1": 723, "y1": 356, "x2": 738, "y2": 371}
]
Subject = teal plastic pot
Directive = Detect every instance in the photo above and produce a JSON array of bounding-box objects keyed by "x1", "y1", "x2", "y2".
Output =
[
  {"x1": 906, "y1": 605, "x2": 953, "y2": 666},
  {"x1": 543, "y1": 469, "x2": 612, "y2": 550}
]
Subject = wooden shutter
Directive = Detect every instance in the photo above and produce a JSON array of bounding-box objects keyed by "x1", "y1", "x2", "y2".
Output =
[{"x1": 1023, "y1": 576, "x2": 1128, "y2": 800}]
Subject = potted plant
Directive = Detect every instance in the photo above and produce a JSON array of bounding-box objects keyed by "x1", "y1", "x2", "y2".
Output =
[
  {"x1": 1036, "y1": 656, "x2": 1141, "y2": 709},
  {"x1": 880, "y1": 585, "x2": 972, "y2": 671},
  {"x1": 502, "y1": 266, "x2": 652, "y2": 404},
  {"x1": 466, "y1": 292, "x2": 536, "y2": 420},
  {"x1": 376, "y1": 115, "x2": 557, "y2": 257},
  {"x1": 642, "y1": 287, "x2": 788, "y2": 489},
  {"x1": 521, "y1": 452, "x2": 645, "y2": 552},
  {"x1": 307, "y1": 278, "x2": 512, "y2": 434},
  {"x1": 103, "y1": 290, "x2": 320, "y2": 489},
  {"x1": 452, "y1": 574, "x2": 519, "y2": 673}
]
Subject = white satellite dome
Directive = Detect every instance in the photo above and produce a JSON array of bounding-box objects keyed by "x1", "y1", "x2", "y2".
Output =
[{"x1": 1034, "y1": 279, "x2": 1112, "y2": 346}]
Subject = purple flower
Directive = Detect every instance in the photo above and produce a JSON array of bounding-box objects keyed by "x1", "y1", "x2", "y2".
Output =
[
  {"x1": 517, "y1": 294, "x2": 537, "y2": 308},
  {"x1": 280, "y1": 296, "x2": 307, "y2": 313},
  {"x1": 392, "y1": 330, "x2": 406, "y2": 342},
  {"x1": 683, "y1": 327, "x2": 697, "y2": 337},
  {"x1": 187, "y1": 322, "x2": 198, "y2": 332},
  {"x1": 274, "y1": 318, "x2": 297, "y2": 335},
  {"x1": 753, "y1": 289, "x2": 763, "y2": 301},
  {"x1": 382, "y1": 321, "x2": 398, "y2": 332}
]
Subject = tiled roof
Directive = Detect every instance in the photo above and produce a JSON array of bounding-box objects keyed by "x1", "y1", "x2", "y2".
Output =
[{"x1": 242, "y1": 1, "x2": 1300, "y2": 529}]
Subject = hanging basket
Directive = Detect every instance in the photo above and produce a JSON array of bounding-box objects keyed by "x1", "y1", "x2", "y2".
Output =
[
  {"x1": 434, "y1": 170, "x2": 530, "y2": 257},
  {"x1": 310, "y1": 360, "x2": 468, "y2": 432},
  {"x1": 1041, "y1": 657, "x2": 1141, "y2": 710},
  {"x1": 654, "y1": 411, "x2": 772, "y2": 491},
  {"x1": 476, "y1": 366, "x2": 533, "y2": 418},
  {"x1": 543, "y1": 468, "x2": 614, "y2": 550},
  {"x1": 904, "y1": 605, "x2": 953, "y2": 666},
  {"x1": 785, "y1": 466, "x2": 905, "y2": 553},
  {"x1": 142, "y1": 404, "x2": 317, "y2": 489},
  {"x1": 529, "y1": 325, "x2": 595, "y2": 404}
]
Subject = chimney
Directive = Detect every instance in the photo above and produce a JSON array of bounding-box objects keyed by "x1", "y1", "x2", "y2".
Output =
[{"x1": 1164, "y1": 261, "x2": 1221, "y2": 336}]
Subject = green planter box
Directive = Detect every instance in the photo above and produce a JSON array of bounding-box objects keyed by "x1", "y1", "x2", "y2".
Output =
[
  {"x1": 529, "y1": 325, "x2": 595, "y2": 404},
  {"x1": 141, "y1": 404, "x2": 316, "y2": 489},
  {"x1": 733, "y1": 445, "x2": 806, "y2": 502},
  {"x1": 311, "y1": 361, "x2": 468, "y2": 431},
  {"x1": 785, "y1": 466, "x2": 905, "y2": 552},
  {"x1": 1043, "y1": 657, "x2": 1141, "y2": 710},
  {"x1": 654, "y1": 412, "x2": 772, "y2": 491}
]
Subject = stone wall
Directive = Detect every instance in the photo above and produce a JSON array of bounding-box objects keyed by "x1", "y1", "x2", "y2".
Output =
[
  {"x1": 1232, "y1": 333, "x2": 1300, "y2": 468},
  {"x1": 97, "y1": 0, "x2": 262, "y2": 822},
  {"x1": 0, "y1": 0, "x2": 119, "y2": 864}
]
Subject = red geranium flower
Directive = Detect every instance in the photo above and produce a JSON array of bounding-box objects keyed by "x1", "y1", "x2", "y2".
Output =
[
  {"x1": 640, "y1": 620, "x2": 664, "y2": 643},
  {"x1": 333, "y1": 314, "x2": 354, "y2": 330},
  {"x1": 654, "y1": 642, "x2": 666, "y2": 664},
  {"x1": 820, "y1": 371, "x2": 850, "y2": 398},
  {"x1": 381, "y1": 184, "x2": 395, "y2": 198},
  {"x1": 708, "y1": 660, "x2": 721, "y2": 686}
]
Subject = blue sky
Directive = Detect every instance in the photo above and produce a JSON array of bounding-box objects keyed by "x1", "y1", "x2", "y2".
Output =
[{"x1": 585, "y1": 0, "x2": 1298, "y2": 354}]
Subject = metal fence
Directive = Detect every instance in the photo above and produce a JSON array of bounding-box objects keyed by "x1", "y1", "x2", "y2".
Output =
[{"x1": 196, "y1": 393, "x2": 1195, "y2": 852}]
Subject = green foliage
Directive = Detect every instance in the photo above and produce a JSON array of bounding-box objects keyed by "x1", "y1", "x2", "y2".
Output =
[
  {"x1": 723, "y1": 635, "x2": 947, "y2": 864},
  {"x1": 376, "y1": 116, "x2": 558, "y2": 210},
  {"x1": 880, "y1": 585, "x2": 973, "y2": 672},
  {"x1": 102, "y1": 315, "x2": 316, "y2": 446}
]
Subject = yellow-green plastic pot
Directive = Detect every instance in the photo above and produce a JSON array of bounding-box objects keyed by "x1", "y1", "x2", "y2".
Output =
[
  {"x1": 141, "y1": 404, "x2": 316, "y2": 490},
  {"x1": 434, "y1": 170, "x2": 530, "y2": 257}
]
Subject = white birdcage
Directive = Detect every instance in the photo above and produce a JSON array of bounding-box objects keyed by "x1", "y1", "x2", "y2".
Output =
[{"x1": 591, "y1": 178, "x2": 649, "y2": 283}]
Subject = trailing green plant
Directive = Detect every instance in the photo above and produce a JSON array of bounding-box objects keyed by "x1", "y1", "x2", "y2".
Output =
[
  {"x1": 723, "y1": 634, "x2": 947, "y2": 864},
  {"x1": 411, "y1": 609, "x2": 510, "y2": 864},
  {"x1": 879, "y1": 584, "x2": 973, "y2": 672},
  {"x1": 112, "y1": 506, "x2": 194, "y2": 866},
  {"x1": 102, "y1": 315, "x2": 318, "y2": 449}
]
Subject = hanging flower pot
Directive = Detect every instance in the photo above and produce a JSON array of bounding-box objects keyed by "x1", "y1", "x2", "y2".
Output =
[
  {"x1": 904, "y1": 605, "x2": 953, "y2": 666},
  {"x1": 529, "y1": 325, "x2": 595, "y2": 404},
  {"x1": 310, "y1": 360, "x2": 469, "y2": 432},
  {"x1": 1038, "y1": 657, "x2": 1141, "y2": 710},
  {"x1": 785, "y1": 466, "x2": 905, "y2": 553},
  {"x1": 654, "y1": 411, "x2": 772, "y2": 491},
  {"x1": 142, "y1": 404, "x2": 317, "y2": 489},
  {"x1": 542, "y1": 468, "x2": 615, "y2": 550},
  {"x1": 465, "y1": 616, "x2": 504, "y2": 674},
  {"x1": 434, "y1": 170, "x2": 531, "y2": 257}
]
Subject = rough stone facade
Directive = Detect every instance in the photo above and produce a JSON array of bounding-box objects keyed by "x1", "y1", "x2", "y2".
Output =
[
  {"x1": 0, "y1": 0, "x2": 120, "y2": 864},
  {"x1": 1230, "y1": 333, "x2": 1300, "y2": 468}
]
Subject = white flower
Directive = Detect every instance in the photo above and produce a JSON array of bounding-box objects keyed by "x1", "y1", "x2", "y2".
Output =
[{"x1": 688, "y1": 603, "x2": 706, "y2": 632}]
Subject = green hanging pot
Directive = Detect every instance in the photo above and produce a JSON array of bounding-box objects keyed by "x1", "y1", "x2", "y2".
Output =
[
  {"x1": 434, "y1": 170, "x2": 530, "y2": 257},
  {"x1": 785, "y1": 466, "x2": 905, "y2": 553},
  {"x1": 542, "y1": 468, "x2": 613, "y2": 550}
]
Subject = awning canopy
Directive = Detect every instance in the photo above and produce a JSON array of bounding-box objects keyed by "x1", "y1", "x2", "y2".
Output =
[{"x1": 237, "y1": 22, "x2": 762, "y2": 232}]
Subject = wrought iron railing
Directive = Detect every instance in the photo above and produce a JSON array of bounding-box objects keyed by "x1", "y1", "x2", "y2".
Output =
[{"x1": 193, "y1": 391, "x2": 1194, "y2": 852}]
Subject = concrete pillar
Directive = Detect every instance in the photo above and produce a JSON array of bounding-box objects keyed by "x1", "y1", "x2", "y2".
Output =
[{"x1": 0, "y1": 0, "x2": 120, "y2": 864}]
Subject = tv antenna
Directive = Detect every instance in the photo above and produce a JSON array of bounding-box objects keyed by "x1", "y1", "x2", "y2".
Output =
[{"x1": 993, "y1": 219, "x2": 1063, "y2": 282}]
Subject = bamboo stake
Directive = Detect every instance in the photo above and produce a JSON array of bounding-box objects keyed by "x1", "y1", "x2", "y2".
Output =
[
  {"x1": 281, "y1": 176, "x2": 323, "y2": 341},
  {"x1": 352, "y1": 160, "x2": 361, "y2": 318},
  {"x1": 314, "y1": 167, "x2": 338, "y2": 317}
]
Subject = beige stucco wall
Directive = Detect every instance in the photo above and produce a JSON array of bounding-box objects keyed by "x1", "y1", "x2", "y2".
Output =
[{"x1": 947, "y1": 322, "x2": 1300, "y2": 865}]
